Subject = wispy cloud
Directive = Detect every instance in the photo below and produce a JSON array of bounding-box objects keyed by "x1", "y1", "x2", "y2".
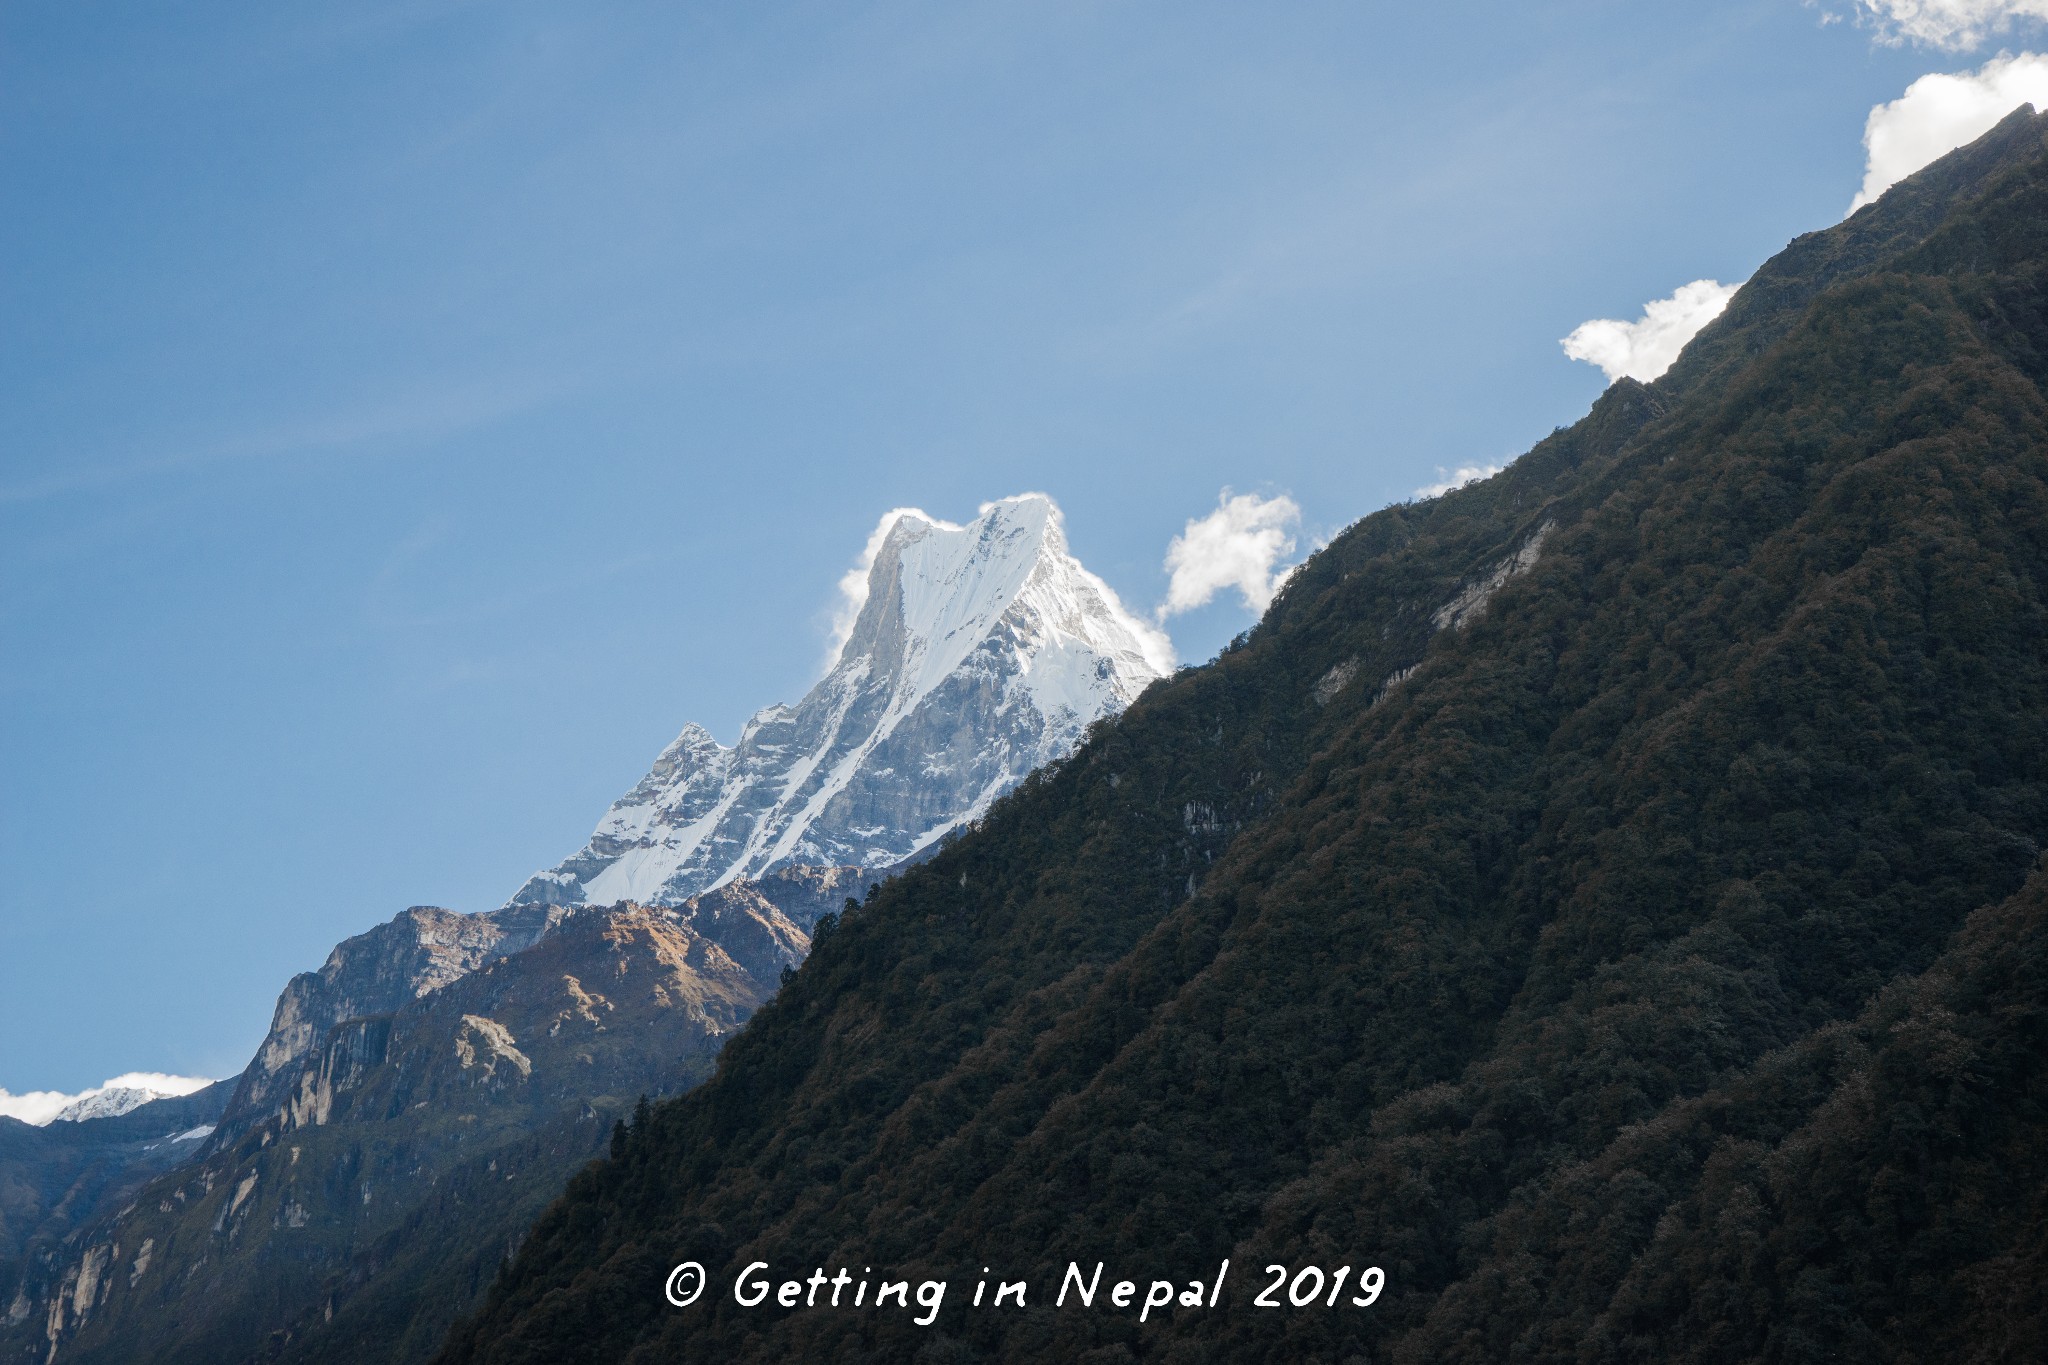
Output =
[
  {"x1": 1561, "y1": 279, "x2": 1742, "y2": 384},
  {"x1": 1068, "y1": 88, "x2": 1588, "y2": 373},
  {"x1": 0, "y1": 368, "x2": 589, "y2": 508},
  {"x1": 1850, "y1": 52, "x2": 2048, "y2": 210},
  {"x1": 1845, "y1": 0, "x2": 2048, "y2": 50},
  {"x1": 0, "y1": 1072, "x2": 213, "y2": 1126},
  {"x1": 1157, "y1": 490, "x2": 1301, "y2": 621}
]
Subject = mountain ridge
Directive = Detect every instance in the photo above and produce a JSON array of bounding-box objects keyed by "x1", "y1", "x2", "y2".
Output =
[
  {"x1": 507, "y1": 493, "x2": 1172, "y2": 909},
  {"x1": 432, "y1": 106, "x2": 2048, "y2": 1365},
  {"x1": 0, "y1": 490, "x2": 1173, "y2": 1364},
  {"x1": 0, "y1": 1083, "x2": 236, "y2": 1277},
  {"x1": 8, "y1": 897, "x2": 808, "y2": 1365}
]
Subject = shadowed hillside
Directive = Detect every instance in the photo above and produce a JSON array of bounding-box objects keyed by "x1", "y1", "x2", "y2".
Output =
[{"x1": 432, "y1": 106, "x2": 2048, "y2": 1365}]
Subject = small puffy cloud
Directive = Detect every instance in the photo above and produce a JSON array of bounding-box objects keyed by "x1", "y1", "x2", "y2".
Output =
[
  {"x1": 0, "y1": 1072, "x2": 213, "y2": 1126},
  {"x1": 1414, "y1": 464, "x2": 1506, "y2": 500},
  {"x1": 1848, "y1": 0, "x2": 2048, "y2": 50},
  {"x1": 1850, "y1": 52, "x2": 2048, "y2": 210},
  {"x1": 1561, "y1": 279, "x2": 1742, "y2": 384},
  {"x1": 1158, "y1": 491, "x2": 1301, "y2": 620}
]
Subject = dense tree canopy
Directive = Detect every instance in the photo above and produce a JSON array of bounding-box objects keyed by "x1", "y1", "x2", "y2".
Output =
[{"x1": 437, "y1": 110, "x2": 2048, "y2": 1365}]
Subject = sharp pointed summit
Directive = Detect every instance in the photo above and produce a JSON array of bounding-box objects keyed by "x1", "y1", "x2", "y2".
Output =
[{"x1": 507, "y1": 494, "x2": 1173, "y2": 909}]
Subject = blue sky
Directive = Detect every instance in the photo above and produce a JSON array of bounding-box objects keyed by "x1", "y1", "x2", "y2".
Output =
[{"x1": 1, "y1": 1, "x2": 2032, "y2": 1091}]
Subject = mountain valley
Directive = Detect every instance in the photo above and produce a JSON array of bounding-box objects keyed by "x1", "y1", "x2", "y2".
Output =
[
  {"x1": 434, "y1": 107, "x2": 2048, "y2": 1365},
  {"x1": 8, "y1": 98, "x2": 2048, "y2": 1365}
]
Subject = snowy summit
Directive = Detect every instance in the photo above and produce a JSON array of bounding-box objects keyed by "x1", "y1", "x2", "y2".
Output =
[
  {"x1": 0, "y1": 1073, "x2": 215, "y2": 1127},
  {"x1": 508, "y1": 494, "x2": 1173, "y2": 908}
]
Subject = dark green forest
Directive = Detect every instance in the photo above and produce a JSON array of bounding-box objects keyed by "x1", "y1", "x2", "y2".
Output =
[{"x1": 436, "y1": 108, "x2": 2048, "y2": 1364}]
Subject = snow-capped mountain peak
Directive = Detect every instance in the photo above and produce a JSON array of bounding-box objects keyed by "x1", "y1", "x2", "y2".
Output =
[
  {"x1": 0, "y1": 1073, "x2": 215, "y2": 1127},
  {"x1": 507, "y1": 494, "x2": 1171, "y2": 909}
]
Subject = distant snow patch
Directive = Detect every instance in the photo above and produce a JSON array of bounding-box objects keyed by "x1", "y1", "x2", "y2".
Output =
[
  {"x1": 1563, "y1": 280, "x2": 1742, "y2": 384},
  {"x1": 0, "y1": 1072, "x2": 214, "y2": 1127}
]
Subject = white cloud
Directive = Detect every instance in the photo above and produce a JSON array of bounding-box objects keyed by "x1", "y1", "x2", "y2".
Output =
[
  {"x1": 1414, "y1": 464, "x2": 1507, "y2": 499},
  {"x1": 1561, "y1": 279, "x2": 1742, "y2": 384},
  {"x1": 1850, "y1": 52, "x2": 2048, "y2": 210},
  {"x1": 0, "y1": 1072, "x2": 214, "y2": 1126},
  {"x1": 1157, "y1": 491, "x2": 1302, "y2": 620},
  {"x1": 1849, "y1": 0, "x2": 2048, "y2": 50}
]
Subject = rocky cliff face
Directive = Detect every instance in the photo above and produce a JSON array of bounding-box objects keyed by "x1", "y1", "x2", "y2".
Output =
[
  {"x1": 507, "y1": 494, "x2": 1172, "y2": 909},
  {"x1": 2, "y1": 494, "x2": 1166, "y2": 1363},
  {"x1": 219, "y1": 903, "x2": 576, "y2": 1139},
  {"x1": 0, "y1": 1083, "x2": 235, "y2": 1272},
  {"x1": 5, "y1": 900, "x2": 802, "y2": 1365},
  {"x1": 718, "y1": 863, "x2": 867, "y2": 932},
  {"x1": 212, "y1": 868, "x2": 852, "y2": 1153}
]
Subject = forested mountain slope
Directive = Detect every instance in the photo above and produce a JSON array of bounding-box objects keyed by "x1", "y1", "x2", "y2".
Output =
[{"x1": 438, "y1": 108, "x2": 2048, "y2": 1365}]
